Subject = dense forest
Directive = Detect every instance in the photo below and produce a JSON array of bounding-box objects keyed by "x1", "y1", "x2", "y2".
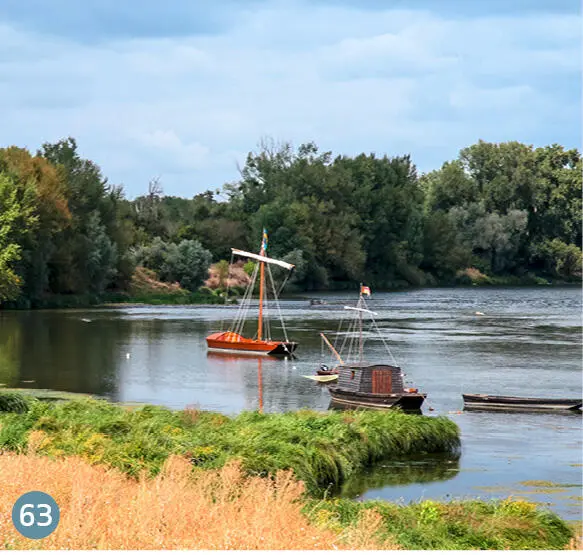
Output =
[{"x1": 0, "y1": 137, "x2": 581, "y2": 308}]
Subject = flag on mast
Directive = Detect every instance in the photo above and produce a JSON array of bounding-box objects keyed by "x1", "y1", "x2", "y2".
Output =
[
  {"x1": 361, "y1": 285, "x2": 371, "y2": 296},
  {"x1": 261, "y1": 228, "x2": 268, "y2": 253}
]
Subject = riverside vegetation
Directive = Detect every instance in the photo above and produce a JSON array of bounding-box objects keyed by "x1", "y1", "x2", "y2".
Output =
[
  {"x1": 0, "y1": 394, "x2": 460, "y2": 493},
  {"x1": 0, "y1": 392, "x2": 578, "y2": 549},
  {"x1": 1, "y1": 138, "x2": 581, "y2": 308}
]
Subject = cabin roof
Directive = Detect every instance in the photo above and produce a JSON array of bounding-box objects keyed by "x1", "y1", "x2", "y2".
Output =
[{"x1": 340, "y1": 362, "x2": 401, "y2": 370}]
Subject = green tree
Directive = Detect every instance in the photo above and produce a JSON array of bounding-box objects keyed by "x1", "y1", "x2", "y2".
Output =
[
  {"x1": 85, "y1": 211, "x2": 119, "y2": 293},
  {"x1": 0, "y1": 174, "x2": 37, "y2": 301},
  {"x1": 0, "y1": 147, "x2": 71, "y2": 302},
  {"x1": 40, "y1": 137, "x2": 126, "y2": 294},
  {"x1": 421, "y1": 160, "x2": 476, "y2": 213},
  {"x1": 421, "y1": 211, "x2": 471, "y2": 280},
  {"x1": 532, "y1": 239, "x2": 582, "y2": 278},
  {"x1": 134, "y1": 239, "x2": 212, "y2": 291}
]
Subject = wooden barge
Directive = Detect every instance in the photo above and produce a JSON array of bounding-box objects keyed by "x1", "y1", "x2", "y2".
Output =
[
  {"x1": 462, "y1": 394, "x2": 582, "y2": 412},
  {"x1": 329, "y1": 363, "x2": 426, "y2": 411}
]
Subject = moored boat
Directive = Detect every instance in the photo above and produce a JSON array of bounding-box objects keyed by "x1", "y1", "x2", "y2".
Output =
[
  {"x1": 463, "y1": 394, "x2": 582, "y2": 412},
  {"x1": 329, "y1": 363, "x2": 426, "y2": 411},
  {"x1": 205, "y1": 230, "x2": 298, "y2": 357},
  {"x1": 323, "y1": 285, "x2": 426, "y2": 411},
  {"x1": 206, "y1": 331, "x2": 296, "y2": 356},
  {"x1": 302, "y1": 374, "x2": 338, "y2": 383}
]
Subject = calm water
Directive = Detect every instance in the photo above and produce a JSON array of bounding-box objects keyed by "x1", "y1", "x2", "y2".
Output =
[{"x1": 1, "y1": 287, "x2": 581, "y2": 520}]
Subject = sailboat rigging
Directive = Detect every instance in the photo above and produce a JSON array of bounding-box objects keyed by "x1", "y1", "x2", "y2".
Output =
[
  {"x1": 205, "y1": 230, "x2": 298, "y2": 356},
  {"x1": 318, "y1": 285, "x2": 427, "y2": 410}
]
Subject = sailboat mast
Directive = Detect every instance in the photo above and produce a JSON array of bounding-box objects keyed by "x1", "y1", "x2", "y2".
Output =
[
  {"x1": 359, "y1": 297, "x2": 363, "y2": 362},
  {"x1": 358, "y1": 284, "x2": 364, "y2": 362}
]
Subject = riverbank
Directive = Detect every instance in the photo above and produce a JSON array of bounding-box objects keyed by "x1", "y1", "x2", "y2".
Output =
[
  {"x1": 0, "y1": 395, "x2": 577, "y2": 550},
  {"x1": 2, "y1": 453, "x2": 576, "y2": 550},
  {"x1": 0, "y1": 291, "x2": 226, "y2": 310},
  {"x1": 0, "y1": 395, "x2": 459, "y2": 493}
]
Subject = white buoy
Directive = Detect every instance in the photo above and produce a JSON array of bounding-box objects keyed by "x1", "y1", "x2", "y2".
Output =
[
  {"x1": 126, "y1": 353, "x2": 131, "y2": 359},
  {"x1": 475, "y1": 311, "x2": 485, "y2": 316}
]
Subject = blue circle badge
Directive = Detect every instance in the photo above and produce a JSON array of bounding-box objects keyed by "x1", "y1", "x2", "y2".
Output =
[{"x1": 11, "y1": 491, "x2": 60, "y2": 540}]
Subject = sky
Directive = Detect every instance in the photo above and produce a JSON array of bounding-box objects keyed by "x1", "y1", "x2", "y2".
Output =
[{"x1": 0, "y1": 0, "x2": 580, "y2": 198}]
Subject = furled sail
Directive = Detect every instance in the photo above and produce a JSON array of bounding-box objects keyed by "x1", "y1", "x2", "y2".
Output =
[
  {"x1": 231, "y1": 249, "x2": 295, "y2": 271},
  {"x1": 343, "y1": 306, "x2": 378, "y2": 315}
]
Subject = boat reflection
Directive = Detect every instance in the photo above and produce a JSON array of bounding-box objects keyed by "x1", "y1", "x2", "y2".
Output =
[
  {"x1": 328, "y1": 400, "x2": 422, "y2": 415},
  {"x1": 206, "y1": 351, "x2": 264, "y2": 413}
]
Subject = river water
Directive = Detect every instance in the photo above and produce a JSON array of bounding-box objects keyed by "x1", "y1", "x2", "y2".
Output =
[{"x1": 1, "y1": 287, "x2": 581, "y2": 520}]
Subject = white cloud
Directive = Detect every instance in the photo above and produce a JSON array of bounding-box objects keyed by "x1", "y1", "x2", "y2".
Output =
[{"x1": 0, "y1": 3, "x2": 579, "y2": 197}]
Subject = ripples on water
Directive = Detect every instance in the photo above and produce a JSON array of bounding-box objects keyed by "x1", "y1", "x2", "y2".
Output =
[{"x1": 0, "y1": 287, "x2": 581, "y2": 518}]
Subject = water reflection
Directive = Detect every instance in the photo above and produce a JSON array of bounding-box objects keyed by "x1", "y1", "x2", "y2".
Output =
[
  {"x1": 0, "y1": 311, "x2": 126, "y2": 395},
  {"x1": 337, "y1": 454, "x2": 460, "y2": 499},
  {"x1": 206, "y1": 352, "x2": 265, "y2": 413},
  {"x1": 328, "y1": 401, "x2": 423, "y2": 415},
  {"x1": 0, "y1": 315, "x2": 20, "y2": 385}
]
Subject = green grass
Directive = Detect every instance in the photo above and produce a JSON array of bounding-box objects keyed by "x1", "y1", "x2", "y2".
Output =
[
  {"x1": 520, "y1": 480, "x2": 583, "y2": 488},
  {"x1": 0, "y1": 291, "x2": 226, "y2": 310},
  {"x1": 101, "y1": 290, "x2": 226, "y2": 305},
  {"x1": 0, "y1": 396, "x2": 459, "y2": 494},
  {"x1": 0, "y1": 388, "x2": 95, "y2": 403},
  {"x1": 0, "y1": 392, "x2": 30, "y2": 413},
  {"x1": 304, "y1": 497, "x2": 574, "y2": 550}
]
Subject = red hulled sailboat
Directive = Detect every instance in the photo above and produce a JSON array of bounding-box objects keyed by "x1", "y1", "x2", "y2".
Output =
[{"x1": 205, "y1": 230, "x2": 298, "y2": 356}]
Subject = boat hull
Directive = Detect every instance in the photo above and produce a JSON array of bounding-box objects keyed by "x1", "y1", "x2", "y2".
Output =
[
  {"x1": 303, "y1": 374, "x2": 338, "y2": 383},
  {"x1": 206, "y1": 332, "x2": 297, "y2": 356},
  {"x1": 463, "y1": 394, "x2": 582, "y2": 412},
  {"x1": 328, "y1": 387, "x2": 426, "y2": 411}
]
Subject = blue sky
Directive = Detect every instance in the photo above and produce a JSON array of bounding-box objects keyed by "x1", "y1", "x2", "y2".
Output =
[{"x1": 0, "y1": 0, "x2": 580, "y2": 198}]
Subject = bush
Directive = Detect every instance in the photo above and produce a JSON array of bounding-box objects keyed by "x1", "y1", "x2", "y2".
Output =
[
  {"x1": 133, "y1": 238, "x2": 212, "y2": 291},
  {"x1": 532, "y1": 239, "x2": 582, "y2": 279},
  {"x1": 456, "y1": 267, "x2": 493, "y2": 285}
]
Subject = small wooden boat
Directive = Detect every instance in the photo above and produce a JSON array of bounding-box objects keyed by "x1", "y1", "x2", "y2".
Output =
[
  {"x1": 316, "y1": 367, "x2": 338, "y2": 378},
  {"x1": 206, "y1": 230, "x2": 298, "y2": 357},
  {"x1": 462, "y1": 394, "x2": 582, "y2": 412},
  {"x1": 302, "y1": 374, "x2": 338, "y2": 383},
  {"x1": 302, "y1": 336, "x2": 341, "y2": 382},
  {"x1": 324, "y1": 285, "x2": 426, "y2": 411}
]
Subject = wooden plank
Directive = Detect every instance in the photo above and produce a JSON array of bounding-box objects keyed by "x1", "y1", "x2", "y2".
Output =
[{"x1": 372, "y1": 370, "x2": 392, "y2": 394}]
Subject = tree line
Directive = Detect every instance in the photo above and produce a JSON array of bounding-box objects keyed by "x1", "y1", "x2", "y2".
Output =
[{"x1": 0, "y1": 137, "x2": 580, "y2": 307}]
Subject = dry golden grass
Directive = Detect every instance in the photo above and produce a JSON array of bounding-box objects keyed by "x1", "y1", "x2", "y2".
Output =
[
  {"x1": 457, "y1": 266, "x2": 490, "y2": 282},
  {"x1": 0, "y1": 452, "x2": 396, "y2": 550},
  {"x1": 567, "y1": 526, "x2": 583, "y2": 550}
]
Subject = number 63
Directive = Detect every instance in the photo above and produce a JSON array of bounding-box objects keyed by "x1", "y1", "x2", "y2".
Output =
[{"x1": 20, "y1": 504, "x2": 53, "y2": 527}]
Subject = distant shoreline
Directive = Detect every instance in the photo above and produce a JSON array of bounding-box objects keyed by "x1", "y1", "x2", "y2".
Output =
[{"x1": 1, "y1": 280, "x2": 581, "y2": 311}]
